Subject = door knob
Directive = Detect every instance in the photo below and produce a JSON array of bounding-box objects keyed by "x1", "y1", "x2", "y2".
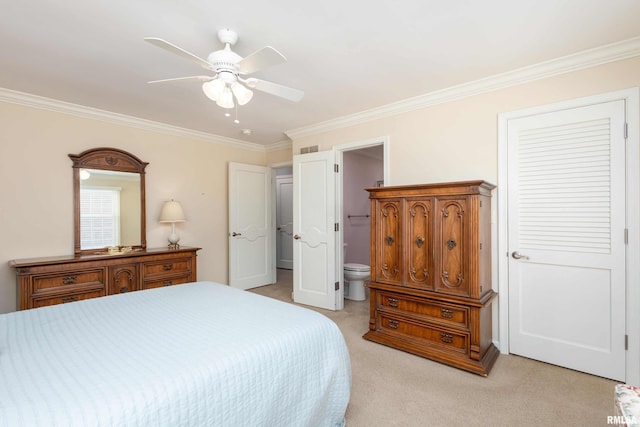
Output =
[
  {"x1": 294, "y1": 234, "x2": 301, "y2": 240},
  {"x1": 511, "y1": 251, "x2": 529, "y2": 260},
  {"x1": 232, "y1": 232, "x2": 242, "y2": 237}
]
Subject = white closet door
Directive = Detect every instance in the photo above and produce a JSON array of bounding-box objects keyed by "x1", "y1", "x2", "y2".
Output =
[
  {"x1": 507, "y1": 100, "x2": 626, "y2": 381},
  {"x1": 228, "y1": 162, "x2": 274, "y2": 290}
]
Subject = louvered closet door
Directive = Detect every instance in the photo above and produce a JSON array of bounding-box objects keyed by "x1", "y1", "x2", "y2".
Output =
[{"x1": 507, "y1": 100, "x2": 626, "y2": 381}]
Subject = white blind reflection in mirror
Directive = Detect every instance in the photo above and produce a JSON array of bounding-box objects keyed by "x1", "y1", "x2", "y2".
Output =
[{"x1": 80, "y1": 187, "x2": 121, "y2": 249}]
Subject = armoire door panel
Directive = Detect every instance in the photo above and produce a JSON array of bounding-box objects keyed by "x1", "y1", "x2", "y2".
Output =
[
  {"x1": 406, "y1": 199, "x2": 433, "y2": 290},
  {"x1": 437, "y1": 198, "x2": 470, "y2": 297},
  {"x1": 376, "y1": 200, "x2": 402, "y2": 285}
]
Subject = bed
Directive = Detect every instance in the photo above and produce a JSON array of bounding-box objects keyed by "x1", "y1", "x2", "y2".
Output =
[{"x1": 0, "y1": 281, "x2": 351, "y2": 426}]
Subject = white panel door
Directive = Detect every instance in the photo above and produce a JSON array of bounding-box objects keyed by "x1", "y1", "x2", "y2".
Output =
[
  {"x1": 293, "y1": 151, "x2": 337, "y2": 310},
  {"x1": 276, "y1": 175, "x2": 294, "y2": 269},
  {"x1": 228, "y1": 162, "x2": 275, "y2": 290},
  {"x1": 507, "y1": 100, "x2": 626, "y2": 381}
]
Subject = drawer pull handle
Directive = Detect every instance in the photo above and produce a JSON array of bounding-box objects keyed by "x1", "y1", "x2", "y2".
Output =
[
  {"x1": 447, "y1": 238, "x2": 457, "y2": 249},
  {"x1": 386, "y1": 236, "x2": 394, "y2": 245},
  {"x1": 388, "y1": 319, "x2": 399, "y2": 329},
  {"x1": 119, "y1": 286, "x2": 128, "y2": 293},
  {"x1": 416, "y1": 236, "x2": 424, "y2": 248},
  {"x1": 62, "y1": 295, "x2": 78, "y2": 303},
  {"x1": 440, "y1": 332, "x2": 454, "y2": 344},
  {"x1": 440, "y1": 308, "x2": 454, "y2": 319},
  {"x1": 163, "y1": 263, "x2": 173, "y2": 271},
  {"x1": 62, "y1": 275, "x2": 77, "y2": 284},
  {"x1": 387, "y1": 297, "x2": 399, "y2": 307},
  {"x1": 163, "y1": 280, "x2": 173, "y2": 286}
]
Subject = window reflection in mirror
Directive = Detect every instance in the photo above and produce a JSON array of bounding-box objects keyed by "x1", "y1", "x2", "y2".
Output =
[{"x1": 79, "y1": 168, "x2": 141, "y2": 250}]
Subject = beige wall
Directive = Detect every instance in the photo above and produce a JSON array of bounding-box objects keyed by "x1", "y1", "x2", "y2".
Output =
[
  {"x1": 288, "y1": 56, "x2": 640, "y2": 335},
  {"x1": 292, "y1": 57, "x2": 640, "y2": 187},
  {"x1": 0, "y1": 101, "x2": 279, "y2": 313},
  {"x1": 2, "y1": 56, "x2": 639, "y2": 314}
]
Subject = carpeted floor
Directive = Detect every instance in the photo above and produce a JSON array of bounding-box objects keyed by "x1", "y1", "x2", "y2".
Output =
[{"x1": 249, "y1": 269, "x2": 620, "y2": 427}]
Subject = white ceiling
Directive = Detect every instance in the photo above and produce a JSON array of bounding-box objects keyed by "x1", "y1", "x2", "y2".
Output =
[{"x1": 2, "y1": 1, "x2": 640, "y2": 147}]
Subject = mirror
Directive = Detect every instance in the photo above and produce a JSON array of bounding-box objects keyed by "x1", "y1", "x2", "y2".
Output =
[{"x1": 70, "y1": 148, "x2": 148, "y2": 255}]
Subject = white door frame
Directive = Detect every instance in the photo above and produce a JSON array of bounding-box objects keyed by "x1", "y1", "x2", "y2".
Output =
[
  {"x1": 333, "y1": 136, "x2": 391, "y2": 309},
  {"x1": 497, "y1": 87, "x2": 640, "y2": 384},
  {"x1": 276, "y1": 137, "x2": 390, "y2": 309},
  {"x1": 270, "y1": 162, "x2": 293, "y2": 278}
]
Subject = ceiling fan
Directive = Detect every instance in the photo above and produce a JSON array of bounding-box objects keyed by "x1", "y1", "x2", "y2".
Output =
[{"x1": 144, "y1": 29, "x2": 304, "y2": 109}]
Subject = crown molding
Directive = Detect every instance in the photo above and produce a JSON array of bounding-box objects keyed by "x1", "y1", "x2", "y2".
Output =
[
  {"x1": 0, "y1": 88, "x2": 271, "y2": 152},
  {"x1": 286, "y1": 36, "x2": 640, "y2": 141},
  {"x1": 264, "y1": 139, "x2": 292, "y2": 152}
]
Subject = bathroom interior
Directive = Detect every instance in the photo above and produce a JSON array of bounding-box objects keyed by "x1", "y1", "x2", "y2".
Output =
[{"x1": 341, "y1": 146, "x2": 384, "y2": 301}]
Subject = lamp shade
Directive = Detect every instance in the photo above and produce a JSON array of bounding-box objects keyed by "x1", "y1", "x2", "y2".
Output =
[
  {"x1": 216, "y1": 86, "x2": 235, "y2": 109},
  {"x1": 159, "y1": 200, "x2": 186, "y2": 223},
  {"x1": 202, "y1": 79, "x2": 225, "y2": 101},
  {"x1": 231, "y1": 82, "x2": 253, "y2": 106}
]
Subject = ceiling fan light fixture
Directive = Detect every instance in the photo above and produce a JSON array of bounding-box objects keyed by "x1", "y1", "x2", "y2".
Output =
[
  {"x1": 202, "y1": 79, "x2": 225, "y2": 101},
  {"x1": 216, "y1": 86, "x2": 235, "y2": 109},
  {"x1": 231, "y1": 82, "x2": 253, "y2": 106},
  {"x1": 146, "y1": 29, "x2": 304, "y2": 111}
]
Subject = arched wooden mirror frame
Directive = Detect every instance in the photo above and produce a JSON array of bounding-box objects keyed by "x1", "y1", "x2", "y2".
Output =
[{"x1": 69, "y1": 147, "x2": 148, "y2": 255}]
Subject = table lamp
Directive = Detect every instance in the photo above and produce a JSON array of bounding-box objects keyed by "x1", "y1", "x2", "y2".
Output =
[{"x1": 159, "y1": 199, "x2": 186, "y2": 249}]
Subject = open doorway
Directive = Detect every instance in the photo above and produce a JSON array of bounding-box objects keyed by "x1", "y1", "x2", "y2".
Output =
[
  {"x1": 335, "y1": 138, "x2": 387, "y2": 308},
  {"x1": 340, "y1": 146, "x2": 384, "y2": 301},
  {"x1": 271, "y1": 137, "x2": 388, "y2": 309},
  {"x1": 274, "y1": 166, "x2": 293, "y2": 271}
]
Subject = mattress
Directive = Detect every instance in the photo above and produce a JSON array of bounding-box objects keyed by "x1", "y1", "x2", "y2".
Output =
[{"x1": 0, "y1": 281, "x2": 351, "y2": 426}]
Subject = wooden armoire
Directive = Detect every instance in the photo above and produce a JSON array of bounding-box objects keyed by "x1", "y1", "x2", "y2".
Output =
[{"x1": 363, "y1": 181, "x2": 498, "y2": 376}]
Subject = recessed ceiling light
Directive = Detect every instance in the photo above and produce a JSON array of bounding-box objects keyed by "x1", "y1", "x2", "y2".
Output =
[{"x1": 241, "y1": 129, "x2": 252, "y2": 136}]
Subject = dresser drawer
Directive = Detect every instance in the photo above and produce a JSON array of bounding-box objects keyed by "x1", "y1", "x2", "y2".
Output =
[
  {"x1": 143, "y1": 258, "x2": 192, "y2": 278},
  {"x1": 32, "y1": 288, "x2": 106, "y2": 308},
  {"x1": 378, "y1": 291, "x2": 469, "y2": 329},
  {"x1": 32, "y1": 269, "x2": 105, "y2": 292},
  {"x1": 142, "y1": 275, "x2": 191, "y2": 290},
  {"x1": 378, "y1": 314, "x2": 468, "y2": 354}
]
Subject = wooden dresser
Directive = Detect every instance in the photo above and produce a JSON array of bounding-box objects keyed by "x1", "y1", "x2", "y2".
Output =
[
  {"x1": 363, "y1": 181, "x2": 498, "y2": 376},
  {"x1": 10, "y1": 247, "x2": 200, "y2": 310}
]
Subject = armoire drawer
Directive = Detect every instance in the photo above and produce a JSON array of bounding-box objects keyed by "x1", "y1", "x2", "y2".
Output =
[
  {"x1": 142, "y1": 275, "x2": 191, "y2": 290},
  {"x1": 378, "y1": 291, "x2": 469, "y2": 329},
  {"x1": 32, "y1": 269, "x2": 105, "y2": 292},
  {"x1": 378, "y1": 314, "x2": 469, "y2": 354},
  {"x1": 142, "y1": 258, "x2": 192, "y2": 278}
]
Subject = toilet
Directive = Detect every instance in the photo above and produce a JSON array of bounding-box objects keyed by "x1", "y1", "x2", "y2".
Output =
[{"x1": 343, "y1": 244, "x2": 370, "y2": 301}]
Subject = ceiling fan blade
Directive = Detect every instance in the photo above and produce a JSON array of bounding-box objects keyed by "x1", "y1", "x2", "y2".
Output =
[
  {"x1": 148, "y1": 75, "x2": 213, "y2": 84},
  {"x1": 144, "y1": 37, "x2": 214, "y2": 71},
  {"x1": 244, "y1": 78, "x2": 304, "y2": 102},
  {"x1": 237, "y1": 46, "x2": 287, "y2": 75}
]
